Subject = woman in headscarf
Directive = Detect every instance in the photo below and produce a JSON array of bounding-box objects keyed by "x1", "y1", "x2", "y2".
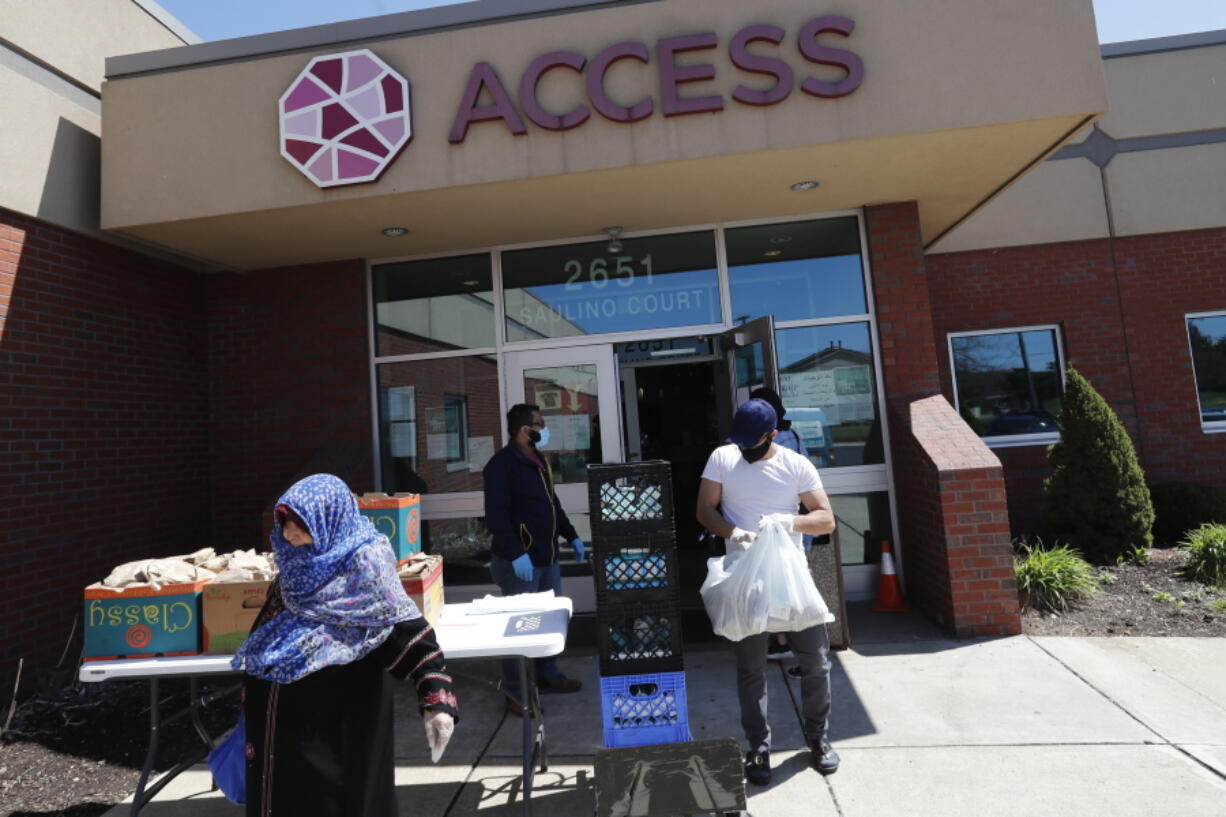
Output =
[{"x1": 233, "y1": 474, "x2": 458, "y2": 817}]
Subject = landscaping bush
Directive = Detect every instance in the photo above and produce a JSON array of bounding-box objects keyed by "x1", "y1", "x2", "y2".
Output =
[
  {"x1": 1042, "y1": 367, "x2": 1154, "y2": 564},
  {"x1": 1014, "y1": 540, "x2": 1100, "y2": 612},
  {"x1": 1150, "y1": 481, "x2": 1226, "y2": 546},
  {"x1": 1181, "y1": 523, "x2": 1226, "y2": 588}
]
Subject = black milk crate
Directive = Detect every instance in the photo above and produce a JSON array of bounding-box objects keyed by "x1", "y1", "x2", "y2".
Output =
[
  {"x1": 592, "y1": 532, "x2": 681, "y2": 608},
  {"x1": 597, "y1": 599, "x2": 684, "y2": 676},
  {"x1": 588, "y1": 461, "x2": 675, "y2": 536}
]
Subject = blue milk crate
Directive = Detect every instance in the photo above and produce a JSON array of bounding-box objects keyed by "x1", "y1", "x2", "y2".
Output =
[{"x1": 600, "y1": 671, "x2": 691, "y2": 749}]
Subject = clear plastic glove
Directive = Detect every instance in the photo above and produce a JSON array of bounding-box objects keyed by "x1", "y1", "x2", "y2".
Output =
[
  {"x1": 571, "y1": 538, "x2": 587, "y2": 562},
  {"x1": 511, "y1": 553, "x2": 534, "y2": 582},
  {"x1": 423, "y1": 710, "x2": 455, "y2": 763},
  {"x1": 759, "y1": 513, "x2": 796, "y2": 533},
  {"x1": 727, "y1": 527, "x2": 757, "y2": 551}
]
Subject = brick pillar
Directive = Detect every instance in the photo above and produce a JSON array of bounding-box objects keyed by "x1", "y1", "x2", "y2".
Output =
[{"x1": 866, "y1": 203, "x2": 1020, "y2": 636}]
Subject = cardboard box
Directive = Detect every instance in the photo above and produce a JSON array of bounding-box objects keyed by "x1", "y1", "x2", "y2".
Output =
[
  {"x1": 357, "y1": 492, "x2": 421, "y2": 560},
  {"x1": 83, "y1": 580, "x2": 207, "y2": 660},
  {"x1": 398, "y1": 554, "x2": 444, "y2": 625},
  {"x1": 202, "y1": 579, "x2": 272, "y2": 654}
]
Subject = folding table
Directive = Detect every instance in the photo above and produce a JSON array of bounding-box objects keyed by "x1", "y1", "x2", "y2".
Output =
[{"x1": 79, "y1": 598, "x2": 573, "y2": 817}]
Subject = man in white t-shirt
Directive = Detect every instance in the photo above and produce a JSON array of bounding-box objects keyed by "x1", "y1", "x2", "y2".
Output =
[{"x1": 696, "y1": 398, "x2": 840, "y2": 785}]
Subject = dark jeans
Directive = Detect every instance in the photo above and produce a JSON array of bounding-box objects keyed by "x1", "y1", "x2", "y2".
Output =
[
  {"x1": 489, "y1": 557, "x2": 564, "y2": 695},
  {"x1": 734, "y1": 624, "x2": 832, "y2": 753}
]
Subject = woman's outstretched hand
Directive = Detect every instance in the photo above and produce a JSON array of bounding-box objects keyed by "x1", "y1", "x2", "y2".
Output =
[{"x1": 423, "y1": 710, "x2": 455, "y2": 763}]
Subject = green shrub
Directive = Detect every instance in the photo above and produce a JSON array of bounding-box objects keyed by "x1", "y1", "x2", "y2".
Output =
[
  {"x1": 1042, "y1": 367, "x2": 1154, "y2": 564},
  {"x1": 1180, "y1": 523, "x2": 1226, "y2": 588},
  {"x1": 1014, "y1": 541, "x2": 1100, "y2": 612},
  {"x1": 1149, "y1": 481, "x2": 1226, "y2": 546}
]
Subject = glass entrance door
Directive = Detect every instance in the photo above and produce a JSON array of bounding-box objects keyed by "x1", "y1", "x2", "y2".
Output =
[
  {"x1": 504, "y1": 344, "x2": 622, "y2": 513},
  {"x1": 716, "y1": 315, "x2": 779, "y2": 429}
]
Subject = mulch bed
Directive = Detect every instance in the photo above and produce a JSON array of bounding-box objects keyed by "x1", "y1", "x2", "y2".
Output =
[
  {"x1": 1, "y1": 677, "x2": 240, "y2": 817},
  {"x1": 1021, "y1": 547, "x2": 1226, "y2": 637}
]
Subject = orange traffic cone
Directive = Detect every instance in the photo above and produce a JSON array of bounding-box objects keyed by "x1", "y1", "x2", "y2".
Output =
[{"x1": 872, "y1": 540, "x2": 910, "y2": 612}]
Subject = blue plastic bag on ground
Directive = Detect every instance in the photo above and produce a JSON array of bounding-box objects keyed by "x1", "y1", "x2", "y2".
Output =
[{"x1": 207, "y1": 714, "x2": 246, "y2": 805}]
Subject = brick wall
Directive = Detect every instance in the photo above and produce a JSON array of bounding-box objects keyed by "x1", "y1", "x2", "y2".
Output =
[
  {"x1": 926, "y1": 226, "x2": 1226, "y2": 533},
  {"x1": 206, "y1": 260, "x2": 374, "y2": 546},
  {"x1": 867, "y1": 202, "x2": 1019, "y2": 636},
  {"x1": 0, "y1": 207, "x2": 209, "y2": 694}
]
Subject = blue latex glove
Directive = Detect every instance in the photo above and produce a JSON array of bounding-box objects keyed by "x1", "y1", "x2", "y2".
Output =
[
  {"x1": 512, "y1": 553, "x2": 535, "y2": 582},
  {"x1": 572, "y1": 538, "x2": 586, "y2": 562}
]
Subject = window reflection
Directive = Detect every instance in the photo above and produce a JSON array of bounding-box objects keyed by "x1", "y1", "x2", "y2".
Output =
[
  {"x1": 372, "y1": 254, "x2": 494, "y2": 355},
  {"x1": 727, "y1": 217, "x2": 866, "y2": 323},
  {"x1": 777, "y1": 323, "x2": 882, "y2": 467},
  {"x1": 951, "y1": 328, "x2": 1063, "y2": 438},
  {"x1": 376, "y1": 356, "x2": 500, "y2": 494},
  {"x1": 829, "y1": 492, "x2": 892, "y2": 565},
  {"x1": 1188, "y1": 314, "x2": 1226, "y2": 426},
  {"x1": 523, "y1": 364, "x2": 602, "y2": 482},
  {"x1": 502, "y1": 232, "x2": 720, "y2": 340}
]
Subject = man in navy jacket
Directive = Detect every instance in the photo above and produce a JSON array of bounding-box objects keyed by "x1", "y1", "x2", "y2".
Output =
[{"x1": 484, "y1": 403, "x2": 586, "y2": 706}]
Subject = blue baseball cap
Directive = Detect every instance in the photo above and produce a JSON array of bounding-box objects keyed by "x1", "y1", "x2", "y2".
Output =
[{"x1": 727, "y1": 398, "x2": 777, "y2": 448}]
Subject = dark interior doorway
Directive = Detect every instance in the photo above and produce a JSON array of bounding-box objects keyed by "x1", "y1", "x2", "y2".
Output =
[{"x1": 620, "y1": 354, "x2": 725, "y2": 639}]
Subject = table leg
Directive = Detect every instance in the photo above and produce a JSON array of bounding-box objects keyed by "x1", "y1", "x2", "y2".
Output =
[
  {"x1": 187, "y1": 676, "x2": 213, "y2": 750},
  {"x1": 130, "y1": 678, "x2": 161, "y2": 817},
  {"x1": 518, "y1": 657, "x2": 533, "y2": 817}
]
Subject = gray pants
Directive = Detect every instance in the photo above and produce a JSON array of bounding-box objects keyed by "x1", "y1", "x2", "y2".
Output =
[{"x1": 733, "y1": 624, "x2": 831, "y2": 754}]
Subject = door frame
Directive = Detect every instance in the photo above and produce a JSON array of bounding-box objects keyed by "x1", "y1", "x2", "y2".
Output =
[{"x1": 503, "y1": 343, "x2": 623, "y2": 514}]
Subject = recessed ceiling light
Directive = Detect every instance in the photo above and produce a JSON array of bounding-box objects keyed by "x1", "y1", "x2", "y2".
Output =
[
  {"x1": 790, "y1": 181, "x2": 819, "y2": 192},
  {"x1": 381, "y1": 226, "x2": 409, "y2": 237},
  {"x1": 462, "y1": 280, "x2": 480, "y2": 286},
  {"x1": 764, "y1": 250, "x2": 783, "y2": 257}
]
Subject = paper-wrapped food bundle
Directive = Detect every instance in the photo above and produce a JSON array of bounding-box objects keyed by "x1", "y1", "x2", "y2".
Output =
[{"x1": 397, "y1": 553, "x2": 444, "y2": 625}]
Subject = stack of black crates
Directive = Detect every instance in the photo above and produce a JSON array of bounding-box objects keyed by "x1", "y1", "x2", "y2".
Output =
[{"x1": 588, "y1": 460, "x2": 689, "y2": 749}]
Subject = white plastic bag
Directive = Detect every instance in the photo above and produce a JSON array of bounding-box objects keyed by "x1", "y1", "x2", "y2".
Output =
[{"x1": 700, "y1": 519, "x2": 834, "y2": 642}]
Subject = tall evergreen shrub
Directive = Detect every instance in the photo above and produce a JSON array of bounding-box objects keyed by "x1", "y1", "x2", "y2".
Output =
[{"x1": 1042, "y1": 367, "x2": 1154, "y2": 563}]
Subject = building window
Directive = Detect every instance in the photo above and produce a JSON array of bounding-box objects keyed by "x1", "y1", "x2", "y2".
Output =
[
  {"x1": 1187, "y1": 311, "x2": 1226, "y2": 431},
  {"x1": 371, "y1": 254, "x2": 494, "y2": 355},
  {"x1": 501, "y1": 231, "x2": 721, "y2": 341},
  {"x1": 726, "y1": 216, "x2": 867, "y2": 323},
  {"x1": 949, "y1": 326, "x2": 1064, "y2": 444},
  {"x1": 375, "y1": 356, "x2": 499, "y2": 494},
  {"x1": 778, "y1": 322, "x2": 883, "y2": 468}
]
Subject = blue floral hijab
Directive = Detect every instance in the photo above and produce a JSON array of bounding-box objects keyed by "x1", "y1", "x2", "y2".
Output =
[{"x1": 232, "y1": 474, "x2": 420, "y2": 683}]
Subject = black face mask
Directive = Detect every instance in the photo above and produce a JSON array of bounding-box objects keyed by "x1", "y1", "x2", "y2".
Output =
[
  {"x1": 527, "y1": 428, "x2": 541, "y2": 444},
  {"x1": 740, "y1": 436, "x2": 772, "y2": 464}
]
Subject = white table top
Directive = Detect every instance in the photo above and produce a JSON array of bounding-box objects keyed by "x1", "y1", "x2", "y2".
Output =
[{"x1": 79, "y1": 598, "x2": 573, "y2": 683}]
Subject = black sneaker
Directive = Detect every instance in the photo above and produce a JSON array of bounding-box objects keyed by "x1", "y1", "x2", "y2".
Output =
[
  {"x1": 766, "y1": 640, "x2": 793, "y2": 661},
  {"x1": 787, "y1": 665, "x2": 803, "y2": 679},
  {"x1": 743, "y1": 750, "x2": 771, "y2": 786},
  {"x1": 812, "y1": 740, "x2": 840, "y2": 776}
]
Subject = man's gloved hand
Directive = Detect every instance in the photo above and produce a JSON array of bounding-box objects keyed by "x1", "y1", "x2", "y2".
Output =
[
  {"x1": 727, "y1": 527, "x2": 757, "y2": 551},
  {"x1": 571, "y1": 538, "x2": 587, "y2": 562},
  {"x1": 511, "y1": 553, "x2": 535, "y2": 581},
  {"x1": 423, "y1": 710, "x2": 455, "y2": 763},
  {"x1": 759, "y1": 513, "x2": 796, "y2": 533}
]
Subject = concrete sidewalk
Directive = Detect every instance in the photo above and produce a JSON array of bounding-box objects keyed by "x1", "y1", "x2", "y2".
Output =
[{"x1": 108, "y1": 607, "x2": 1226, "y2": 817}]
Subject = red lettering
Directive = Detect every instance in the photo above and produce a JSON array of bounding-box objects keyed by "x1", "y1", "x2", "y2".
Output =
[
  {"x1": 586, "y1": 41, "x2": 653, "y2": 123},
  {"x1": 657, "y1": 33, "x2": 724, "y2": 117},
  {"x1": 729, "y1": 24, "x2": 794, "y2": 107},
  {"x1": 798, "y1": 16, "x2": 864, "y2": 99},
  {"x1": 519, "y1": 50, "x2": 590, "y2": 131},
  {"x1": 449, "y1": 61, "x2": 527, "y2": 143}
]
